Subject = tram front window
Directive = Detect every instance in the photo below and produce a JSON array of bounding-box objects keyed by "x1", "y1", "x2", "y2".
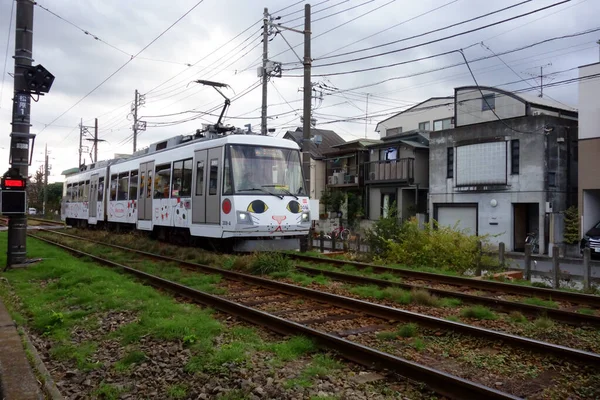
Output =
[{"x1": 228, "y1": 145, "x2": 306, "y2": 196}]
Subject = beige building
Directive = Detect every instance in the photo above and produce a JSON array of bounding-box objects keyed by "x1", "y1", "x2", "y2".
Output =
[{"x1": 578, "y1": 63, "x2": 600, "y2": 236}]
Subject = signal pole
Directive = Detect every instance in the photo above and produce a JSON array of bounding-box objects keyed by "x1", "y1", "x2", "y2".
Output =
[
  {"x1": 261, "y1": 8, "x2": 269, "y2": 135},
  {"x1": 43, "y1": 144, "x2": 48, "y2": 215},
  {"x1": 85, "y1": 118, "x2": 105, "y2": 163},
  {"x1": 6, "y1": 0, "x2": 35, "y2": 267},
  {"x1": 302, "y1": 4, "x2": 312, "y2": 196},
  {"x1": 79, "y1": 118, "x2": 83, "y2": 166}
]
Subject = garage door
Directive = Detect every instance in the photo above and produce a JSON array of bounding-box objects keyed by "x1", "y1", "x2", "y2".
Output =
[{"x1": 436, "y1": 205, "x2": 477, "y2": 235}]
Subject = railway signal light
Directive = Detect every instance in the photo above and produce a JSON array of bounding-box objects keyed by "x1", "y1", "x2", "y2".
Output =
[
  {"x1": 1, "y1": 174, "x2": 26, "y2": 215},
  {"x1": 23, "y1": 64, "x2": 55, "y2": 94},
  {"x1": 1, "y1": 176, "x2": 26, "y2": 190}
]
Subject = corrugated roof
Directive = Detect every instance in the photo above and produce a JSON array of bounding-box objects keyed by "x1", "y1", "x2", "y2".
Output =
[
  {"x1": 284, "y1": 127, "x2": 346, "y2": 159},
  {"x1": 516, "y1": 92, "x2": 577, "y2": 113}
]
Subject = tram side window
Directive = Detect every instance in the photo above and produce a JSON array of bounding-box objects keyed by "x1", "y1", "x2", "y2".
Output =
[
  {"x1": 195, "y1": 161, "x2": 204, "y2": 196},
  {"x1": 98, "y1": 177, "x2": 104, "y2": 202},
  {"x1": 223, "y1": 146, "x2": 232, "y2": 195},
  {"x1": 147, "y1": 170, "x2": 153, "y2": 198},
  {"x1": 78, "y1": 182, "x2": 84, "y2": 200},
  {"x1": 139, "y1": 171, "x2": 145, "y2": 200},
  {"x1": 72, "y1": 183, "x2": 78, "y2": 201},
  {"x1": 110, "y1": 174, "x2": 117, "y2": 201},
  {"x1": 118, "y1": 172, "x2": 129, "y2": 201},
  {"x1": 83, "y1": 180, "x2": 90, "y2": 202},
  {"x1": 209, "y1": 159, "x2": 218, "y2": 195},
  {"x1": 129, "y1": 170, "x2": 138, "y2": 200},
  {"x1": 171, "y1": 158, "x2": 192, "y2": 197},
  {"x1": 66, "y1": 184, "x2": 72, "y2": 202},
  {"x1": 154, "y1": 163, "x2": 171, "y2": 199}
]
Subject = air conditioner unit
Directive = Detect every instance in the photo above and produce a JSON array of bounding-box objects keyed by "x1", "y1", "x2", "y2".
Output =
[
  {"x1": 334, "y1": 172, "x2": 345, "y2": 184},
  {"x1": 328, "y1": 176, "x2": 335, "y2": 185},
  {"x1": 369, "y1": 172, "x2": 376, "y2": 180},
  {"x1": 533, "y1": 111, "x2": 543, "y2": 116}
]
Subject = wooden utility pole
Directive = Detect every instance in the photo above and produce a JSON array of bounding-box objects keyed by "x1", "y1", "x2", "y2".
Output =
[{"x1": 302, "y1": 4, "x2": 311, "y2": 197}]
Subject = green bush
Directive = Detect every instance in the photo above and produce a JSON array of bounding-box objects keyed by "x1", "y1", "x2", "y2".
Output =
[
  {"x1": 563, "y1": 206, "x2": 579, "y2": 245},
  {"x1": 249, "y1": 252, "x2": 293, "y2": 275},
  {"x1": 367, "y1": 217, "x2": 498, "y2": 274}
]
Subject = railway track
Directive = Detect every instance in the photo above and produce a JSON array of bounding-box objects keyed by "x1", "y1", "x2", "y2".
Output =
[
  {"x1": 29, "y1": 230, "x2": 600, "y2": 399},
  {"x1": 286, "y1": 252, "x2": 600, "y2": 308}
]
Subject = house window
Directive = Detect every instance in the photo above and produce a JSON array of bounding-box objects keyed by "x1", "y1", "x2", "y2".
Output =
[
  {"x1": 447, "y1": 147, "x2": 454, "y2": 179},
  {"x1": 418, "y1": 121, "x2": 430, "y2": 131},
  {"x1": 387, "y1": 127, "x2": 402, "y2": 136},
  {"x1": 482, "y1": 93, "x2": 495, "y2": 111},
  {"x1": 548, "y1": 172, "x2": 556, "y2": 187},
  {"x1": 511, "y1": 140, "x2": 519, "y2": 175},
  {"x1": 433, "y1": 118, "x2": 452, "y2": 131}
]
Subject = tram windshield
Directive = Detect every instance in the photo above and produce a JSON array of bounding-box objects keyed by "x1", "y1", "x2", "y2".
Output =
[{"x1": 227, "y1": 145, "x2": 306, "y2": 196}]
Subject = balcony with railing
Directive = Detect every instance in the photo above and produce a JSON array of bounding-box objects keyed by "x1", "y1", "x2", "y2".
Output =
[
  {"x1": 365, "y1": 158, "x2": 414, "y2": 183},
  {"x1": 326, "y1": 165, "x2": 361, "y2": 187}
]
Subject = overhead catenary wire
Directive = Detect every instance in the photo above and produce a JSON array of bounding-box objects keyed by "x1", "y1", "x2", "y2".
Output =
[
  {"x1": 287, "y1": 0, "x2": 570, "y2": 70},
  {"x1": 38, "y1": 0, "x2": 207, "y2": 135},
  {"x1": 315, "y1": 0, "x2": 531, "y2": 61},
  {"x1": 0, "y1": 0, "x2": 15, "y2": 109}
]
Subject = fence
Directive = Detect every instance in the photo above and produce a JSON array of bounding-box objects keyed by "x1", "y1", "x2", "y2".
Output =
[{"x1": 309, "y1": 233, "x2": 599, "y2": 291}]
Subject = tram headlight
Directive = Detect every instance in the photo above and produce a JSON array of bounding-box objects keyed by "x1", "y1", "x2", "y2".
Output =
[
  {"x1": 237, "y1": 211, "x2": 253, "y2": 224},
  {"x1": 301, "y1": 212, "x2": 310, "y2": 222}
]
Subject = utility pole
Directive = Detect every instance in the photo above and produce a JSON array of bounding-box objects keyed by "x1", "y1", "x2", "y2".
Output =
[
  {"x1": 84, "y1": 118, "x2": 105, "y2": 164},
  {"x1": 261, "y1": 8, "x2": 269, "y2": 135},
  {"x1": 43, "y1": 144, "x2": 48, "y2": 215},
  {"x1": 302, "y1": 4, "x2": 312, "y2": 197},
  {"x1": 540, "y1": 66, "x2": 544, "y2": 98},
  {"x1": 79, "y1": 118, "x2": 83, "y2": 167},
  {"x1": 364, "y1": 93, "x2": 369, "y2": 138},
  {"x1": 6, "y1": 0, "x2": 35, "y2": 267},
  {"x1": 133, "y1": 89, "x2": 138, "y2": 153}
]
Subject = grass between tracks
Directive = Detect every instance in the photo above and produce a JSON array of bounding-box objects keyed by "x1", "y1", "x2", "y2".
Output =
[{"x1": 0, "y1": 233, "x2": 363, "y2": 398}]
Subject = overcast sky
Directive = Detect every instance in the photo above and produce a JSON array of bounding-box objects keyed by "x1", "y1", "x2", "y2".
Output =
[{"x1": 0, "y1": 0, "x2": 598, "y2": 183}]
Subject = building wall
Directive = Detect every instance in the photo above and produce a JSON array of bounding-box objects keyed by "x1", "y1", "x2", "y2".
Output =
[
  {"x1": 578, "y1": 63, "x2": 600, "y2": 235},
  {"x1": 377, "y1": 98, "x2": 453, "y2": 137},
  {"x1": 310, "y1": 159, "x2": 326, "y2": 200},
  {"x1": 413, "y1": 150, "x2": 429, "y2": 188},
  {"x1": 456, "y1": 88, "x2": 526, "y2": 127},
  {"x1": 429, "y1": 115, "x2": 578, "y2": 251}
]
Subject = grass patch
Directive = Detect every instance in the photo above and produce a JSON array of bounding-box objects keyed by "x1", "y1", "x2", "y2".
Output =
[
  {"x1": 376, "y1": 331, "x2": 398, "y2": 341},
  {"x1": 50, "y1": 342, "x2": 100, "y2": 371},
  {"x1": 439, "y1": 297, "x2": 462, "y2": 308},
  {"x1": 114, "y1": 350, "x2": 146, "y2": 372},
  {"x1": 349, "y1": 285, "x2": 386, "y2": 300},
  {"x1": 446, "y1": 315, "x2": 460, "y2": 322},
  {"x1": 268, "y1": 336, "x2": 317, "y2": 362},
  {"x1": 411, "y1": 289, "x2": 440, "y2": 306},
  {"x1": 460, "y1": 305, "x2": 497, "y2": 320},
  {"x1": 285, "y1": 354, "x2": 342, "y2": 389},
  {"x1": 185, "y1": 341, "x2": 248, "y2": 373},
  {"x1": 508, "y1": 311, "x2": 528, "y2": 323},
  {"x1": 93, "y1": 382, "x2": 125, "y2": 400},
  {"x1": 522, "y1": 297, "x2": 559, "y2": 309},
  {"x1": 250, "y1": 252, "x2": 293, "y2": 275},
  {"x1": 167, "y1": 384, "x2": 188, "y2": 399},
  {"x1": 397, "y1": 323, "x2": 418, "y2": 338},
  {"x1": 578, "y1": 308, "x2": 596, "y2": 316},
  {"x1": 533, "y1": 316, "x2": 555, "y2": 330},
  {"x1": 412, "y1": 337, "x2": 426, "y2": 351},
  {"x1": 382, "y1": 287, "x2": 413, "y2": 304}
]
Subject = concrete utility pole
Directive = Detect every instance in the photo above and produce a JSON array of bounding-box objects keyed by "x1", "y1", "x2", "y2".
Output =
[
  {"x1": 364, "y1": 93, "x2": 369, "y2": 138},
  {"x1": 43, "y1": 144, "x2": 48, "y2": 215},
  {"x1": 79, "y1": 118, "x2": 83, "y2": 167},
  {"x1": 261, "y1": 8, "x2": 269, "y2": 135},
  {"x1": 302, "y1": 3, "x2": 312, "y2": 197},
  {"x1": 84, "y1": 118, "x2": 105, "y2": 163},
  {"x1": 6, "y1": 0, "x2": 35, "y2": 266},
  {"x1": 133, "y1": 89, "x2": 139, "y2": 153}
]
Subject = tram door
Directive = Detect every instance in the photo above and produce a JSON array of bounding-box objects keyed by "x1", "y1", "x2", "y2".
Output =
[
  {"x1": 192, "y1": 150, "x2": 207, "y2": 224},
  {"x1": 89, "y1": 174, "x2": 98, "y2": 218},
  {"x1": 138, "y1": 161, "x2": 154, "y2": 221}
]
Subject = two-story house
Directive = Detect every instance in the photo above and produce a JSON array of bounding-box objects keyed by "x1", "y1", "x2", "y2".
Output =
[
  {"x1": 429, "y1": 86, "x2": 578, "y2": 253},
  {"x1": 578, "y1": 63, "x2": 600, "y2": 240},
  {"x1": 367, "y1": 97, "x2": 454, "y2": 221},
  {"x1": 283, "y1": 127, "x2": 346, "y2": 203}
]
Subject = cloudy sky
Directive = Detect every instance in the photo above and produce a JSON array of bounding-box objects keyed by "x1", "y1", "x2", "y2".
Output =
[{"x1": 0, "y1": 0, "x2": 598, "y2": 183}]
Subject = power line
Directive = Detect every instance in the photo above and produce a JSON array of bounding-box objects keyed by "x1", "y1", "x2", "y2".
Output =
[
  {"x1": 279, "y1": 0, "x2": 350, "y2": 25},
  {"x1": 284, "y1": 25, "x2": 600, "y2": 77},
  {"x1": 317, "y1": 0, "x2": 460, "y2": 59},
  {"x1": 315, "y1": 0, "x2": 530, "y2": 61},
  {"x1": 0, "y1": 0, "x2": 14, "y2": 109},
  {"x1": 294, "y1": 0, "x2": 569, "y2": 69},
  {"x1": 38, "y1": 0, "x2": 207, "y2": 135}
]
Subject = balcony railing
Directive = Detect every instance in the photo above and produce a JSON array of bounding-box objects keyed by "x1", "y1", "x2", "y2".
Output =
[
  {"x1": 327, "y1": 165, "x2": 361, "y2": 187},
  {"x1": 365, "y1": 158, "x2": 414, "y2": 183}
]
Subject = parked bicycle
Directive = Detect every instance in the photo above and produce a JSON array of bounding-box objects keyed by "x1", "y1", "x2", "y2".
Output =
[
  {"x1": 330, "y1": 224, "x2": 351, "y2": 241},
  {"x1": 525, "y1": 231, "x2": 539, "y2": 253}
]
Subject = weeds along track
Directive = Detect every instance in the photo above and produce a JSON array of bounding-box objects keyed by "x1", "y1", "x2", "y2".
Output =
[
  {"x1": 30, "y1": 229, "x2": 600, "y2": 399},
  {"x1": 286, "y1": 253, "x2": 600, "y2": 308}
]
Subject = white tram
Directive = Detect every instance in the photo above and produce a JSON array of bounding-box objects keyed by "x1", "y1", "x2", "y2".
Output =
[{"x1": 61, "y1": 132, "x2": 313, "y2": 251}]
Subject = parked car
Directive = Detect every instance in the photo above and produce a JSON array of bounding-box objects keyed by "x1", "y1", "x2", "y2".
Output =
[
  {"x1": 28, "y1": 208, "x2": 36, "y2": 215},
  {"x1": 581, "y1": 220, "x2": 600, "y2": 259}
]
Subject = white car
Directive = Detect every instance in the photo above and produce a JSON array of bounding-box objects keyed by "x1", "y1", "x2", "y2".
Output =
[{"x1": 28, "y1": 208, "x2": 36, "y2": 215}]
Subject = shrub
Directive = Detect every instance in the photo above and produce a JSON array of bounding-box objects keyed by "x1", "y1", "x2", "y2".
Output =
[
  {"x1": 397, "y1": 323, "x2": 418, "y2": 338},
  {"x1": 249, "y1": 252, "x2": 292, "y2": 275},
  {"x1": 411, "y1": 289, "x2": 440, "y2": 307},
  {"x1": 460, "y1": 305, "x2": 497, "y2": 320},
  {"x1": 563, "y1": 206, "x2": 580, "y2": 245},
  {"x1": 367, "y1": 217, "x2": 498, "y2": 274}
]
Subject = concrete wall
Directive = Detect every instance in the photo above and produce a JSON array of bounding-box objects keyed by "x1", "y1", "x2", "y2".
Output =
[
  {"x1": 429, "y1": 115, "x2": 578, "y2": 251},
  {"x1": 377, "y1": 98, "x2": 453, "y2": 138},
  {"x1": 578, "y1": 63, "x2": 600, "y2": 141},
  {"x1": 413, "y1": 150, "x2": 429, "y2": 187},
  {"x1": 456, "y1": 88, "x2": 526, "y2": 127},
  {"x1": 310, "y1": 159, "x2": 326, "y2": 201}
]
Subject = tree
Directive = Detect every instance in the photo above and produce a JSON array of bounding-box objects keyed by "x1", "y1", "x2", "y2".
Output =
[
  {"x1": 46, "y1": 182, "x2": 63, "y2": 214},
  {"x1": 26, "y1": 169, "x2": 45, "y2": 211},
  {"x1": 563, "y1": 206, "x2": 579, "y2": 245}
]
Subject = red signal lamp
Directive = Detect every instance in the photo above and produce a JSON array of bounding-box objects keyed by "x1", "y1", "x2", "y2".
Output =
[{"x1": 2, "y1": 177, "x2": 26, "y2": 189}]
